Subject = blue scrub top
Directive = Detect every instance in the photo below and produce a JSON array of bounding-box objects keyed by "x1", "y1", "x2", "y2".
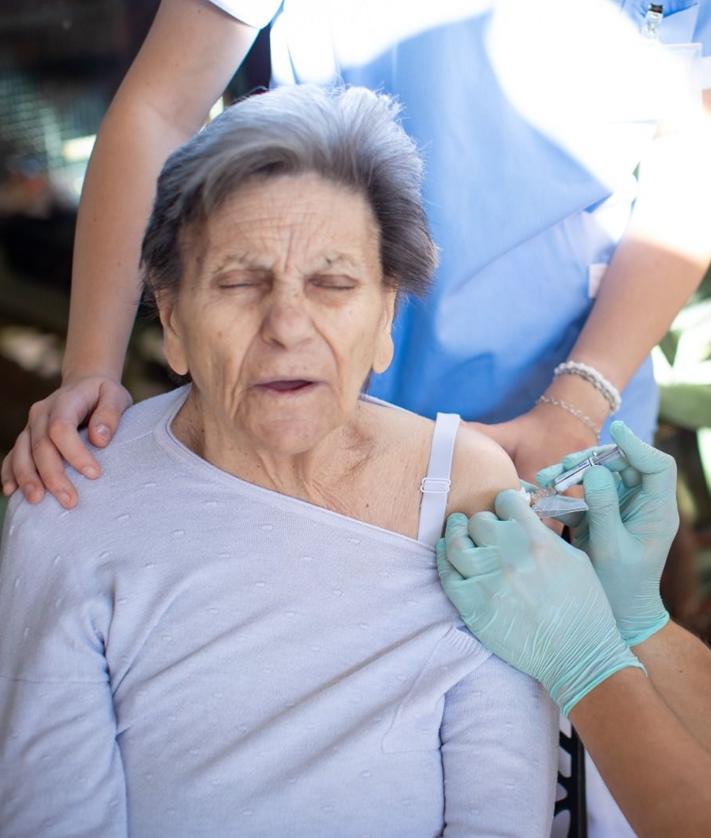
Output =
[{"x1": 263, "y1": 0, "x2": 711, "y2": 440}]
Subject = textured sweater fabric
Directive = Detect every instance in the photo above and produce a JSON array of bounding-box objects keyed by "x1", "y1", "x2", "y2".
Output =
[{"x1": 0, "y1": 387, "x2": 557, "y2": 837}]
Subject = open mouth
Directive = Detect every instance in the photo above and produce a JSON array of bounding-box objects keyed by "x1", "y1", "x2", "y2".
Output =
[{"x1": 257, "y1": 379, "x2": 317, "y2": 394}]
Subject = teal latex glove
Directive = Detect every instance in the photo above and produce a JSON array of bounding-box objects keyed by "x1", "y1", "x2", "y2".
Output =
[
  {"x1": 436, "y1": 489, "x2": 644, "y2": 717},
  {"x1": 537, "y1": 421, "x2": 676, "y2": 647}
]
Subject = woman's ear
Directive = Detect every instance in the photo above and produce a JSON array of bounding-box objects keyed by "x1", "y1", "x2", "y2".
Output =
[
  {"x1": 156, "y1": 291, "x2": 189, "y2": 376},
  {"x1": 372, "y1": 286, "x2": 397, "y2": 374}
]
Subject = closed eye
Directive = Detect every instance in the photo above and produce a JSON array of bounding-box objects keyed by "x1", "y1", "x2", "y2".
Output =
[
  {"x1": 310, "y1": 275, "x2": 358, "y2": 290},
  {"x1": 215, "y1": 272, "x2": 269, "y2": 290}
]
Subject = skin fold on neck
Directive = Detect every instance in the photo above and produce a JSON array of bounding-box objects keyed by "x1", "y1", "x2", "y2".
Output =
[{"x1": 171, "y1": 386, "x2": 381, "y2": 514}]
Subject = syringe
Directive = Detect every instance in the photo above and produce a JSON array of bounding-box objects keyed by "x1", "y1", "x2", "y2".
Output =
[{"x1": 528, "y1": 444, "x2": 627, "y2": 518}]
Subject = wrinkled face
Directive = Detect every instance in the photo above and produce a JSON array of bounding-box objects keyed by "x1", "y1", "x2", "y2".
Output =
[{"x1": 158, "y1": 173, "x2": 396, "y2": 455}]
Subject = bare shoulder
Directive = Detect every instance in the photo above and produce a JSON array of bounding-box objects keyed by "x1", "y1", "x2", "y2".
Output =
[
  {"x1": 361, "y1": 398, "x2": 433, "y2": 447},
  {"x1": 447, "y1": 422, "x2": 519, "y2": 518}
]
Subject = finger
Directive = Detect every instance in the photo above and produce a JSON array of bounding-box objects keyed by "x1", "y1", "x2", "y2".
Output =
[
  {"x1": 30, "y1": 413, "x2": 78, "y2": 508},
  {"x1": 444, "y1": 512, "x2": 477, "y2": 551},
  {"x1": 469, "y1": 506, "x2": 533, "y2": 568},
  {"x1": 1, "y1": 451, "x2": 18, "y2": 495},
  {"x1": 619, "y1": 464, "x2": 643, "y2": 489},
  {"x1": 46, "y1": 414, "x2": 101, "y2": 480},
  {"x1": 447, "y1": 539, "x2": 502, "y2": 577},
  {"x1": 444, "y1": 513, "x2": 501, "y2": 576},
  {"x1": 9, "y1": 429, "x2": 45, "y2": 503},
  {"x1": 436, "y1": 538, "x2": 465, "y2": 585},
  {"x1": 609, "y1": 421, "x2": 676, "y2": 496},
  {"x1": 535, "y1": 462, "x2": 565, "y2": 488},
  {"x1": 519, "y1": 479, "x2": 538, "y2": 494},
  {"x1": 87, "y1": 382, "x2": 132, "y2": 448},
  {"x1": 493, "y1": 488, "x2": 546, "y2": 538},
  {"x1": 437, "y1": 539, "x2": 499, "y2": 599},
  {"x1": 44, "y1": 393, "x2": 102, "y2": 478},
  {"x1": 467, "y1": 510, "x2": 503, "y2": 547},
  {"x1": 582, "y1": 465, "x2": 624, "y2": 546},
  {"x1": 436, "y1": 541, "x2": 488, "y2": 627}
]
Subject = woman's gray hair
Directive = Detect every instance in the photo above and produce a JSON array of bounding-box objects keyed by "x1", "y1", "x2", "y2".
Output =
[{"x1": 141, "y1": 84, "x2": 437, "y2": 303}]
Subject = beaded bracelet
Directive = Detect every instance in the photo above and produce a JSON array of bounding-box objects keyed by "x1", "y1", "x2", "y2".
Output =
[
  {"x1": 553, "y1": 361, "x2": 621, "y2": 413},
  {"x1": 537, "y1": 395, "x2": 601, "y2": 441}
]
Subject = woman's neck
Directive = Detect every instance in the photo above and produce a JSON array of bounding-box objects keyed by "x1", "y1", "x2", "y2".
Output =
[{"x1": 171, "y1": 389, "x2": 378, "y2": 509}]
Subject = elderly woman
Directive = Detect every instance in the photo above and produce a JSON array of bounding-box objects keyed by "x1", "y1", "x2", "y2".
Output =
[{"x1": 0, "y1": 85, "x2": 557, "y2": 836}]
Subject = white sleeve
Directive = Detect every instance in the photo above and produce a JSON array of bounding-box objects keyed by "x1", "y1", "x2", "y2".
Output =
[
  {"x1": 206, "y1": 0, "x2": 282, "y2": 29},
  {"x1": 0, "y1": 498, "x2": 127, "y2": 837},
  {"x1": 441, "y1": 652, "x2": 558, "y2": 837}
]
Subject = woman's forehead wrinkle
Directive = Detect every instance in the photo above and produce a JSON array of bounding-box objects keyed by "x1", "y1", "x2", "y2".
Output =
[
  {"x1": 201, "y1": 177, "x2": 382, "y2": 279},
  {"x1": 208, "y1": 251, "x2": 272, "y2": 275},
  {"x1": 272, "y1": 221, "x2": 365, "y2": 276}
]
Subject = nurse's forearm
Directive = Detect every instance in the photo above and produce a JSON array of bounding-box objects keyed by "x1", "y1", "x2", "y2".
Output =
[
  {"x1": 546, "y1": 222, "x2": 709, "y2": 428},
  {"x1": 632, "y1": 621, "x2": 711, "y2": 755},
  {"x1": 62, "y1": 0, "x2": 257, "y2": 383},
  {"x1": 569, "y1": 667, "x2": 711, "y2": 838},
  {"x1": 546, "y1": 96, "x2": 711, "y2": 425},
  {"x1": 63, "y1": 102, "x2": 193, "y2": 382}
]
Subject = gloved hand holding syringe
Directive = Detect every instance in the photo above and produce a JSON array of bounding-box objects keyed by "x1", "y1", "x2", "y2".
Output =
[{"x1": 438, "y1": 419, "x2": 677, "y2": 716}]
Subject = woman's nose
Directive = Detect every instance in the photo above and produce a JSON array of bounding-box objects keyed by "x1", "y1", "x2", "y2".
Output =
[{"x1": 260, "y1": 288, "x2": 314, "y2": 348}]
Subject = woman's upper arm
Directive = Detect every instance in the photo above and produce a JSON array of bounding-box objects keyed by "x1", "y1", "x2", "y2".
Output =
[
  {"x1": 440, "y1": 653, "x2": 558, "y2": 837},
  {"x1": 447, "y1": 423, "x2": 520, "y2": 519},
  {"x1": 0, "y1": 500, "x2": 127, "y2": 836}
]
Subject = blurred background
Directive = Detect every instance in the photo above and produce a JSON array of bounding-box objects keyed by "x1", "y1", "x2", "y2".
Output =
[{"x1": 1, "y1": 0, "x2": 710, "y2": 639}]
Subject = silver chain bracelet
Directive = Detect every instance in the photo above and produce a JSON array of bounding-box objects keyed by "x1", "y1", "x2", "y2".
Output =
[
  {"x1": 537, "y1": 395, "x2": 601, "y2": 441},
  {"x1": 553, "y1": 360, "x2": 621, "y2": 413}
]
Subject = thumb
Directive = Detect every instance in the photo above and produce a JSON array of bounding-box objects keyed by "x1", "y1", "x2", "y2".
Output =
[
  {"x1": 610, "y1": 420, "x2": 674, "y2": 496},
  {"x1": 583, "y1": 465, "x2": 623, "y2": 544},
  {"x1": 88, "y1": 382, "x2": 132, "y2": 447}
]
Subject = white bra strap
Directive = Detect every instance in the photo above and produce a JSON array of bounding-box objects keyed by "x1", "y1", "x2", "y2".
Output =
[{"x1": 417, "y1": 413, "x2": 461, "y2": 547}]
